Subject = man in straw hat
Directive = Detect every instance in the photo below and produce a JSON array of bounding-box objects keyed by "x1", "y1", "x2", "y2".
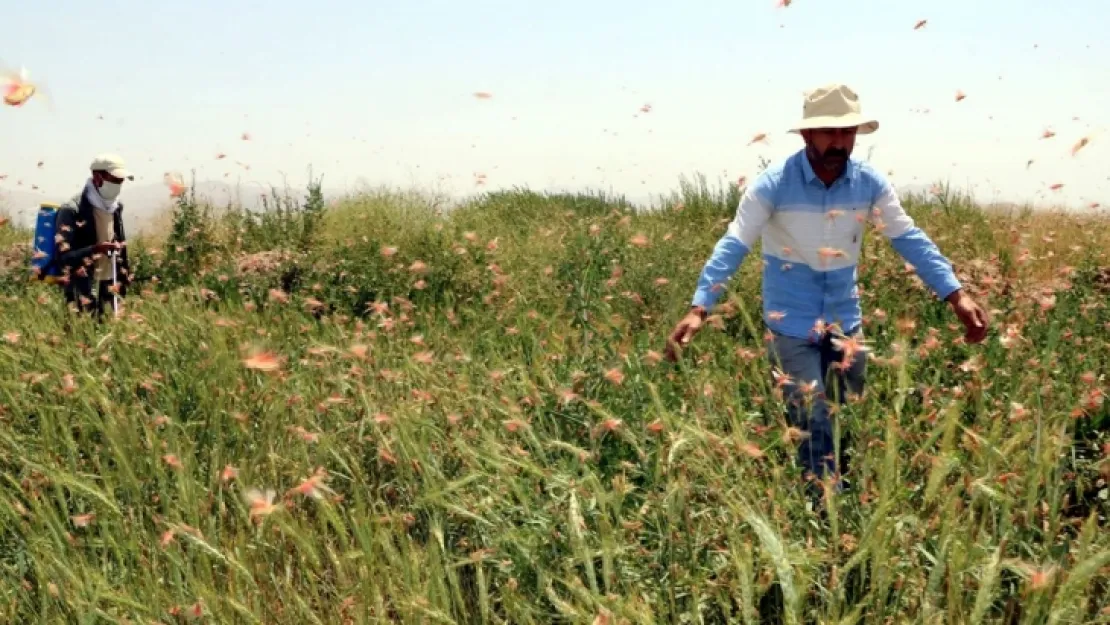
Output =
[{"x1": 665, "y1": 83, "x2": 988, "y2": 508}]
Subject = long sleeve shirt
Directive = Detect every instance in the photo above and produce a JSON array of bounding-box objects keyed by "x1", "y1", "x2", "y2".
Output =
[{"x1": 691, "y1": 149, "x2": 961, "y2": 340}]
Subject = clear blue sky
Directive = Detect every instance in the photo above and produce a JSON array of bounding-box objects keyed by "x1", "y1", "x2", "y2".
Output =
[{"x1": 2, "y1": 0, "x2": 1107, "y2": 209}]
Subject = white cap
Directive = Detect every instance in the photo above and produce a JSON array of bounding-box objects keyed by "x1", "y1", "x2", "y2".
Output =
[{"x1": 89, "y1": 153, "x2": 135, "y2": 180}]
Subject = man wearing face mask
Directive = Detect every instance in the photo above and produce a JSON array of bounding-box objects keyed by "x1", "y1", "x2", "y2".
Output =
[
  {"x1": 664, "y1": 84, "x2": 990, "y2": 512},
  {"x1": 54, "y1": 153, "x2": 135, "y2": 319}
]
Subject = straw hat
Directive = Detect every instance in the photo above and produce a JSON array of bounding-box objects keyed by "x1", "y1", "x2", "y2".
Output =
[{"x1": 788, "y1": 83, "x2": 879, "y2": 135}]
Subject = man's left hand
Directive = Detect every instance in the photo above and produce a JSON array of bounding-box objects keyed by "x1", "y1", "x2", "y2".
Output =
[{"x1": 946, "y1": 289, "x2": 989, "y2": 344}]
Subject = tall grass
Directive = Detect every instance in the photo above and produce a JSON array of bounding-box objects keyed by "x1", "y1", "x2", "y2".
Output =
[{"x1": 0, "y1": 177, "x2": 1107, "y2": 623}]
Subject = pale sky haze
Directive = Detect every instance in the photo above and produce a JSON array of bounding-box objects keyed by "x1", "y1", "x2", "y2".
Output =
[{"x1": 2, "y1": 0, "x2": 1108, "y2": 213}]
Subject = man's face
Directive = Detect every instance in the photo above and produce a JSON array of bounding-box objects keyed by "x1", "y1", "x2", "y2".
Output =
[
  {"x1": 91, "y1": 170, "x2": 126, "y2": 189},
  {"x1": 802, "y1": 127, "x2": 858, "y2": 173}
]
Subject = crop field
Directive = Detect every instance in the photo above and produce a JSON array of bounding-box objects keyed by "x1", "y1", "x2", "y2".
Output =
[{"x1": 0, "y1": 179, "x2": 1108, "y2": 624}]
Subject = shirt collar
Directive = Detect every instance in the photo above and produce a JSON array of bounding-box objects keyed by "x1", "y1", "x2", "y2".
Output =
[{"x1": 799, "y1": 149, "x2": 858, "y2": 188}]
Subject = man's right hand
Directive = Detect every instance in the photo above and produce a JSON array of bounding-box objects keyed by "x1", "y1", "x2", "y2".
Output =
[
  {"x1": 665, "y1": 307, "x2": 707, "y2": 362},
  {"x1": 94, "y1": 242, "x2": 122, "y2": 254}
]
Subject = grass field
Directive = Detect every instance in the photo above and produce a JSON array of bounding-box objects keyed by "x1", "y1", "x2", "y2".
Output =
[{"x1": 0, "y1": 176, "x2": 1107, "y2": 624}]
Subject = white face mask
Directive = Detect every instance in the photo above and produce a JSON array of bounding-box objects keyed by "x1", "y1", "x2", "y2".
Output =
[{"x1": 98, "y1": 181, "x2": 122, "y2": 202}]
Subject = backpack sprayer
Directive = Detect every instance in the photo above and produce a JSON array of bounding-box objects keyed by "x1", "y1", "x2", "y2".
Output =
[
  {"x1": 30, "y1": 202, "x2": 62, "y2": 284},
  {"x1": 31, "y1": 200, "x2": 126, "y2": 318}
]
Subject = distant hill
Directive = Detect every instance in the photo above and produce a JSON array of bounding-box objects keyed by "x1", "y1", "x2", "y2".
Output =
[
  {"x1": 1, "y1": 180, "x2": 344, "y2": 236},
  {"x1": 0, "y1": 178, "x2": 979, "y2": 238},
  {"x1": 0, "y1": 188, "x2": 51, "y2": 232}
]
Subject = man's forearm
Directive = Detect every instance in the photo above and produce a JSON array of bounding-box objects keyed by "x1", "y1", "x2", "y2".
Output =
[
  {"x1": 59, "y1": 245, "x2": 96, "y2": 268},
  {"x1": 945, "y1": 288, "x2": 969, "y2": 305},
  {"x1": 889, "y1": 228, "x2": 962, "y2": 300},
  {"x1": 690, "y1": 236, "x2": 750, "y2": 312}
]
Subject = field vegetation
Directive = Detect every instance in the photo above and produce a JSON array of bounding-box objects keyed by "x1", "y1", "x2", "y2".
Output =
[{"x1": 0, "y1": 175, "x2": 1107, "y2": 623}]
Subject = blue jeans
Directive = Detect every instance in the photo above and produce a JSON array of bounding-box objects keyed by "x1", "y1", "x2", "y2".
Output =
[{"x1": 765, "y1": 326, "x2": 866, "y2": 480}]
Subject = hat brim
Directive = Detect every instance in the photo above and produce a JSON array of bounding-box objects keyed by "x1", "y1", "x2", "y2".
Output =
[
  {"x1": 107, "y1": 167, "x2": 135, "y2": 181},
  {"x1": 789, "y1": 115, "x2": 879, "y2": 135}
]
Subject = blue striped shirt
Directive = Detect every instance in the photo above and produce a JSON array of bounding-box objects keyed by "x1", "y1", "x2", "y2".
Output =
[{"x1": 691, "y1": 149, "x2": 962, "y2": 340}]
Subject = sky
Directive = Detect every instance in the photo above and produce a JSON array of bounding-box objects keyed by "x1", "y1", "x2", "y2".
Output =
[{"x1": 1, "y1": 0, "x2": 1108, "y2": 215}]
